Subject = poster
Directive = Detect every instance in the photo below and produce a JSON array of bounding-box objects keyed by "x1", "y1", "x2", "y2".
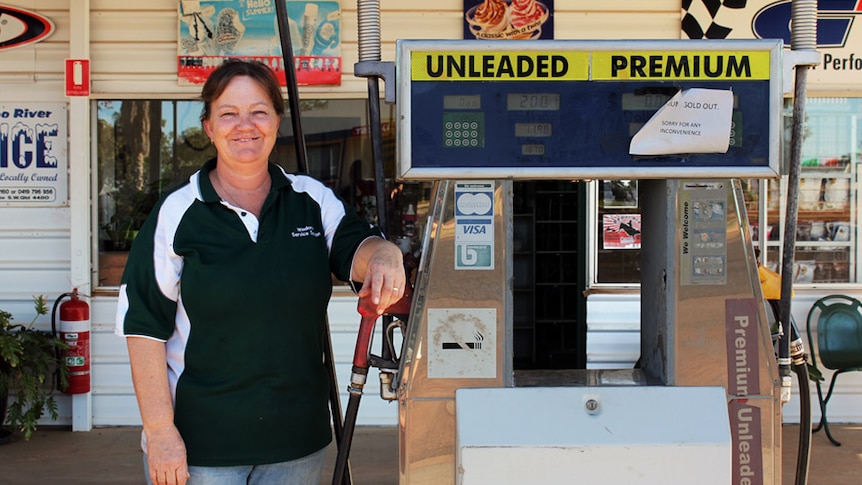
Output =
[
  {"x1": 602, "y1": 180, "x2": 638, "y2": 209},
  {"x1": 463, "y1": 0, "x2": 553, "y2": 40},
  {"x1": 0, "y1": 103, "x2": 67, "y2": 207},
  {"x1": 178, "y1": 0, "x2": 342, "y2": 86},
  {"x1": 602, "y1": 214, "x2": 641, "y2": 250}
]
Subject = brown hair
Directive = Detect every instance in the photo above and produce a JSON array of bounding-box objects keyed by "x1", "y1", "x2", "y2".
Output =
[{"x1": 199, "y1": 59, "x2": 285, "y2": 122}]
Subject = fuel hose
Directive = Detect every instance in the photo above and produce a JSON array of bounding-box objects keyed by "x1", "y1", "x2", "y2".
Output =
[{"x1": 779, "y1": 1, "x2": 818, "y2": 483}]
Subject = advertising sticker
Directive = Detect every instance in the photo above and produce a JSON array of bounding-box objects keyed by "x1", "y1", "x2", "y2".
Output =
[
  {"x1": 455, "y1": 181, "x2": 495, "y2": 270},
  {"x1": 0, "y1": 103, "x2": 67, "y2": 207},
  {"x1": 463, "y1": 0, "x2": 554, "y2": 40}
]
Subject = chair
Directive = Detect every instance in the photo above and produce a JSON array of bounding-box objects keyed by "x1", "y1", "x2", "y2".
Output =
[{"x1": 806, "y1": 295, "x2": 862, "y2": 446}]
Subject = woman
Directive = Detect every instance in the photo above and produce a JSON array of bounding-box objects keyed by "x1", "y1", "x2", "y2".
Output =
[{"x1": 115, "y1": 59, "x2": 405, "y2": 485}]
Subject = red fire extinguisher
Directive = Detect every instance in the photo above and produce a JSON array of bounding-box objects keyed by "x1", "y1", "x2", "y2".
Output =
[{"x1": 52, "y1": 289, "x2": 91, "y2": 394}]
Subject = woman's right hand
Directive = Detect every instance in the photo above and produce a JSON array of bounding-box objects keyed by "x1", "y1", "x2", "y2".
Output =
[
  {"x1": 146, "y1": 425, "x2": 190, "y2": 485},
  {"x1": 127, "y1": 337, "x2": 190, "y2": 485}
]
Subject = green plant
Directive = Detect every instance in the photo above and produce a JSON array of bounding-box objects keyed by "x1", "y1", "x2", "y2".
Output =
[
  {"x1": 0, "y1": 296, "x2": 68, "y2": 440},
  {"x1": 102, "y1": 178, "x2": 166, "y2": 250}
]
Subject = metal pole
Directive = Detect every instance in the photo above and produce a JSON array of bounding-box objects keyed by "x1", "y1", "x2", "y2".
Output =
[
  {"x1": 274, "y1": 0, "x2": 308, "y2": 173},
  {"x1": 356, "y1": 0, "x2": 388, "y2": 235},
  {"x1": 274, "y1": 4, "x2": 350, "y2": 484},
  {"x1": 781, "y1": 1, "x2": 819, "y2": 484}
]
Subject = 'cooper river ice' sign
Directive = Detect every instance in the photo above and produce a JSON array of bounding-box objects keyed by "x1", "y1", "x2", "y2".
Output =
[{"x1": 0, "y1": 103, "x2": 67, "y2": 206}]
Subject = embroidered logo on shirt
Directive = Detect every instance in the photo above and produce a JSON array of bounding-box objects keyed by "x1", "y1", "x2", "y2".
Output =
[{"x1": 292, "y1": 225, "x2": 321, "y2": 238}]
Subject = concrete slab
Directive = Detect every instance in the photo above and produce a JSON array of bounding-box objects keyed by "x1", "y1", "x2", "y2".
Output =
[{"x1": 0, "y1": 424, "x2": 860, "y2": 484}]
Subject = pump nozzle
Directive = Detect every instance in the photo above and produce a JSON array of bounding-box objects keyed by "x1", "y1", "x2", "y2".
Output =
[
  {"x1": 351, "y1": 287, "x2": 412, "y2": 378},
  {"x1": 333, "y1": 286, "x2": 413, "y2": 485}
]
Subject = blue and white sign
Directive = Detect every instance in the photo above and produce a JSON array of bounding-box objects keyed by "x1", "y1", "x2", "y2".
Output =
[
  {"x1": 0, "y1": 103, "x2": 67, "y2": 206},
  {"x1": 455, "y1": 181, "x2": 495, "y2": 270}
]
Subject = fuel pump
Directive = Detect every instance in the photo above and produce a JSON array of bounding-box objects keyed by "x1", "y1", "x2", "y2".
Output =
[
  {"x1": 51, "y1": 289, "x2": 90, "y2": 394},
  {"x1": 303, "y1": 2, "x2": 819, "y2": 484},
  {"x1": 389, "y1": 37, "x2": 789, "y2": 485}
]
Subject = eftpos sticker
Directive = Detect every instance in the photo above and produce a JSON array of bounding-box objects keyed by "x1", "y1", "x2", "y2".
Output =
[{"x1": 454, "y1": 181, "x2": 495, "y2": 270}]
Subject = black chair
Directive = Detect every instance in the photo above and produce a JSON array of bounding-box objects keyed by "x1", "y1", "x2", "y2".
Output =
[{"x1": 806, "y1": 295, "x2": 862, "y2": 446}]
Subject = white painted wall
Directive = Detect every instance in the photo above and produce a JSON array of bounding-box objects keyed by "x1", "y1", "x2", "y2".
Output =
[{"x1": 1, "y1": 0, "x2": 860, "y2": 431}]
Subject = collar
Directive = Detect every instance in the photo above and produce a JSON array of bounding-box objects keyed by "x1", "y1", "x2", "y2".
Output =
[{"x1": 198, "y1": 157, "x2": 291, "y2": 203}]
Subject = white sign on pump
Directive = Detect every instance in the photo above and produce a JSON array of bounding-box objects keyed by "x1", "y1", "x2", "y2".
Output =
[{"x1": 629, "y1": 88, "x2": 734, "y2": 156}]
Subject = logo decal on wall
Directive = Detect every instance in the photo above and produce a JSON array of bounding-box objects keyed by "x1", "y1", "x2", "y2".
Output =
[
  {"x1": 0, "y1": 5, "x2": 54, "y2": 50},
  {"x1": 682, "y1": 0, "x2": 750, "y2": 39},
  {"x1": 753, "y1": 0, "x2": 862, "y2": 48},
  {"x1": 679, "y1": 1, "x2": 862, "y2": 84}
]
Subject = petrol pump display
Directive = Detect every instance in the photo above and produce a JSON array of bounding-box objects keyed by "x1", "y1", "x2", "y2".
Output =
[{"x1": 397, "y1": 39, "x2": 782, "y2": 181}]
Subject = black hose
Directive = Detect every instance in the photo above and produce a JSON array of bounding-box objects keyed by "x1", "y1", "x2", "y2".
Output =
[
  {"x1": 324, "y1": 329, "x2": 347, "y2": 450},
  {"x1": 51, "y1": 292, "x2": 73, "y2": 391},
  {"x1": 784, "y1": 65, "x2": 811, "y2": 485},
  {"x1": 332, "y1": 393, "x2": 362, "y2": 485},
  {"x1": 50, "y1": 292, "x2": 72, "y2": 339},
  {"x1": 788, "y1": 310, "x2": 812, "y2": 485},
  {"x1": 794, "y1": 361, "x2": 812, "y2": 485},
  {"x1": 769, "y1": 300, "x2": 812, "y2": 485},
  {"x1": 367, "y1": 78, "x2": 388, "y2": 236}
]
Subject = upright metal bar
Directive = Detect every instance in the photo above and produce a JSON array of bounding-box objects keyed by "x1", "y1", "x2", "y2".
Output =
[
  {"x1": 356, "y1": 0, "x2": 388, "y2": 235},
  {"x1": 274, "y1": 4, "x2": 350, "y2": 484},
  {"x1": 781, "y1": 1, "x2": 819, "y2": 483},
  {"x1": 274, "y1": 0, "x2": 308, "y2": 173}
]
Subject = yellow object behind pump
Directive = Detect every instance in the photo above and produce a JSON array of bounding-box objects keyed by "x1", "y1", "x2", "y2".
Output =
[{"x1": 758, "y1": 264, "x2": 785, "y2": 300}]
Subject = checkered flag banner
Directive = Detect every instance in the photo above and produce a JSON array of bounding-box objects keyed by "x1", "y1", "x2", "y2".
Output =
[{"x1": 682, "y1": 0, "x2": 749, "y2": 39}]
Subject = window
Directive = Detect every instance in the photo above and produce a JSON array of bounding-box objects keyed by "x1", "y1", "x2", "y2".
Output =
[
  {"x1": 95, "y1": 98, "x2": 406, "y2": 288},
  {"x1": 746, "y1": 97, "x2": 862, "y2": 285},
  {"x1": 96, "y1": 100, "x2": 215, "y2": 287},
  {"x1": 595, "y1": 180, "x2": 641, "y2": 284},
  {"x1": 591, "y1": 97, "x2": 862, "y2": 287}
]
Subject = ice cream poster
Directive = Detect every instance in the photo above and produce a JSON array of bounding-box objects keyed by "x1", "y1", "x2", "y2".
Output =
[
  {"x1": 464, "y1": 0, "x2": 553, "y2": 40},
  {"x1": 603, "y1": 214, "x2": 641, "y2": 250},
  {"x1": 178, "y1": 1, "x2": 342, "y2": 86}
]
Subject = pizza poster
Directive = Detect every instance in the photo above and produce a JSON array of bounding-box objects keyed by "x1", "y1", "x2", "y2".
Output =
[{"x1": 178, "y1": 0, "x2": 342, "y2": 86}]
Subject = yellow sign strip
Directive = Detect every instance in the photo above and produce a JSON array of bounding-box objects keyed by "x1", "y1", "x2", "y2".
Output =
[
  {"x1": 411, "y1": 51, "x2": 590, "y2": 81},
  {"x1": 592, "y1": 51, "x2": 771, "y2": 80},
  {"x1": 411, "y1": 50, "x2": 771, "y2": 81}
]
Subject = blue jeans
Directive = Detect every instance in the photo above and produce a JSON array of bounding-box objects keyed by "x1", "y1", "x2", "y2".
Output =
[{"x1": 144, "y1": 447, "x2": 327, "y2": 485}]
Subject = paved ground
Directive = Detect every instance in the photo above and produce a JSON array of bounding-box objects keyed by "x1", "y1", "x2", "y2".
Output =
[{"x1": 0, "y1": 424, "x2": 860, "y2": 484}]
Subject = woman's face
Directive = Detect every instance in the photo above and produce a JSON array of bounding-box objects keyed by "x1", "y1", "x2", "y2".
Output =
[{"x1": 203, "y1": 75, "x2": 280, "y2": 168}]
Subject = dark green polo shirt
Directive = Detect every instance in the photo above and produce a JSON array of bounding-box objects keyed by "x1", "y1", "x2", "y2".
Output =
[{"x1": 116, "y1": 158, "x2": 380, "y2": 466}]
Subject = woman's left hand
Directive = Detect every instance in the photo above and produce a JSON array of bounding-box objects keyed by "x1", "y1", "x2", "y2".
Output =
[{"x1": 352, "y1": 237, "x2": 406, "y2": 314}]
